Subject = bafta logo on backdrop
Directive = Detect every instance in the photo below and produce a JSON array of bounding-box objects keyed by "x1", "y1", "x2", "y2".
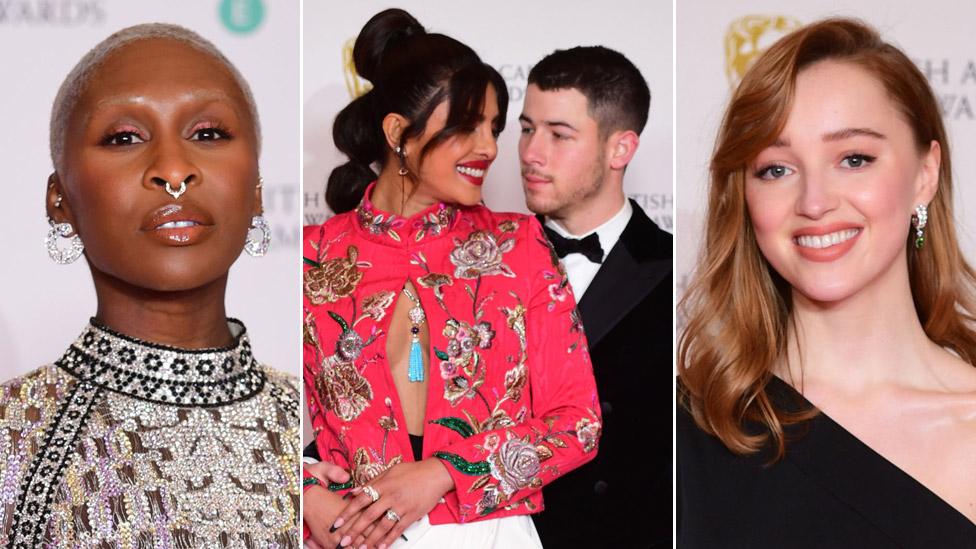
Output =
[
  {"x1": 725, "y1": 15, "x2": 801, "y2": 88},
  {"x1": 343, "y1": 38, "x2": 372, "y2": 99}
]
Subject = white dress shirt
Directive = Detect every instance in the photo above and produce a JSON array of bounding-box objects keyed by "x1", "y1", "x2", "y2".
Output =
[{"x1": 544, "y1": 199, "x2": 632, "y2": 299}]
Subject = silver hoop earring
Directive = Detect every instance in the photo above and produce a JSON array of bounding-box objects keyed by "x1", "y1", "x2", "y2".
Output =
[
  {"x1": 164, "y1": 179, "x2": 187, "y2": 199},
  {"x1": 46, "y1": 218, "x2": 84, "y2": 264},
  {"x1": 912, "y1": 204, "x2": 928, "y2": 249},
  {"x1": 244, "y1": 215, "x2": 271, "y2": 257}
]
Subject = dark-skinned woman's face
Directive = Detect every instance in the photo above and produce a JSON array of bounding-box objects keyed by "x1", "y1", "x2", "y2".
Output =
[{"x1": 51, "y1": 38, "x2": 260, "y2": 292}]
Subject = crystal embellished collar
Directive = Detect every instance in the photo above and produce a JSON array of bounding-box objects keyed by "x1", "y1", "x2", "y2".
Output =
[
  {"x1": 55, "y1": 318, "x2": 265, "y2": 407},
  {"x1": 354, "y1": 181, "x2": 460, "y2": 245}
]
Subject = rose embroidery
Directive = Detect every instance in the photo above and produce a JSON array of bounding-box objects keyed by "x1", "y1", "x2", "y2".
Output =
[
  {"x1": 488, "y1": 437, "x2": 541, "y2": 497},
  {"x1": 316, "y1": 358, "x2": 373, "y2": 422},
  {"x1": 575, "y1": 417, "x2": 601, "y2": 453},
  {"x1": 450, "y1": 230, "x2": 516, "y2": 279},
  {"x1": 304, "y1": 245, "x2": 365, "y2": 305}
]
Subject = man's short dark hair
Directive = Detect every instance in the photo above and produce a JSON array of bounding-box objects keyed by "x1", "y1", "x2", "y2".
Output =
[{"x1": 528, "y1": 46, "x2": 650, "y2": 137}]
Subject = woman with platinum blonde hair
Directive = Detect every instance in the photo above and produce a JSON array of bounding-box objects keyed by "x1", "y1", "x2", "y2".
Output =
[
  {"x1": 678, "y1": 18, "x2": 976, "y2": 547},
  {"x1": 0, "y1": 23, "x2": 299, "y2": 547}
]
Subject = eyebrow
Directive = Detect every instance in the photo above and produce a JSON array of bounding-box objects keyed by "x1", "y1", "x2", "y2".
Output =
[
  {"x1": 822, "y1": 127, "x2": 886, "y2": 141},
  {"x1": 518, "y1": 114, "x2": 578, "y2": 132},
  {"x1": 770, "y1": 127, "x2": 886, "y2": 148},
  {"x1": 94, "y1": 89, "x2": 236, "y2": 109}
]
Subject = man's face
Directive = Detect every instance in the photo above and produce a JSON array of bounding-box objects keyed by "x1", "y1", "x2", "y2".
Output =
[{"x1": 518, "y1": 85, "x2": 608, "y2": 218}]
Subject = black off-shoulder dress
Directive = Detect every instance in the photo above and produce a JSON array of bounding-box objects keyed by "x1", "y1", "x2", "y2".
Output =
[{"x1": 678, "y1": 376, "x2": 976, "y2": 548}]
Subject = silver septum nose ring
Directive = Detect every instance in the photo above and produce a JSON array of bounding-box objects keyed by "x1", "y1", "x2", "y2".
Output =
[{"x1": 163, "y1": 178, "x2": 188, "y2": 199}]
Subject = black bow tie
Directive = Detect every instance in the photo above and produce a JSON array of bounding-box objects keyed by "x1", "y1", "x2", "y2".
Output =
[{"x1": 543, "y1": 226, "x2": 604, "y2": 264}]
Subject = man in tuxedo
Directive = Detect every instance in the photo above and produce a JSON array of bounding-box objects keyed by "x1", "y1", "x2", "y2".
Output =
[{"x1": 519, "y1": 46, "x2": 672, "y2": 548}]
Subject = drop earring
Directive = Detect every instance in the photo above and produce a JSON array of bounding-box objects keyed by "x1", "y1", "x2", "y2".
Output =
[
  {"x1": 244, "y1": 215, "x2": 271, "y2": 257},
  {"x1": 46, "y1": 218, "x2": 84, "y2": 264},
  {"x1": 911, "y1": 204, "x2": 928, "y2": 249},
  {"x1": 395, "y1": 145, "x2": 409, "y2": 176}
]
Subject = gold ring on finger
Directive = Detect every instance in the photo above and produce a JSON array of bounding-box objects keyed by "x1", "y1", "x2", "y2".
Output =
[{"x1": 362, "y1": 485, "x2": 380, "y2": 503}]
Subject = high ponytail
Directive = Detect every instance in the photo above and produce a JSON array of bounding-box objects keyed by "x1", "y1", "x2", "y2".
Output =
[{"x1": 325, "y1": 8, "x2": 508, "y2": 213}]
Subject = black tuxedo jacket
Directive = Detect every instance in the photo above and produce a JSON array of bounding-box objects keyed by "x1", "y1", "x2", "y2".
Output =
[{"x1": 532, "y1": 199, "x2": 673, "y2": 548}]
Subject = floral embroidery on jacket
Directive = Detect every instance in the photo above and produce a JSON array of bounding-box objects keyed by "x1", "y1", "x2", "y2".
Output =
[
  {"x1": 450, "y1": 230, "x2": 516, "y2": 279},
  {"x1": 356, "y1": 196, "x2": 457, "y2": 242},
  {"x1": 304, "y1": 189, "x2": 601, "y2": 527},
  {"x1": 351, "y1": 398, "x2": 403, "y2": 485},
  {"x1": 304, "y1": 243, "x2": 370, "y2": 305}
]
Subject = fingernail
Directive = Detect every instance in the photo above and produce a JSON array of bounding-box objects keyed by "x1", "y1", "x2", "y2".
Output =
[
  {"x1": 359, "y1": 545, "x2": 367, "y2": 549},
  {"x1": 340, "y1": 536, "x2": 351, "y2": 547},
  {"x1": 331, "y1": 517, "x2": 344, "y2": 530}
]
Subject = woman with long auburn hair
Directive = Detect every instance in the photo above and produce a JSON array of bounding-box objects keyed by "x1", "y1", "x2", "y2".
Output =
[{"x1": 678, "y1": 18, "x2": 976, "y2": 547}]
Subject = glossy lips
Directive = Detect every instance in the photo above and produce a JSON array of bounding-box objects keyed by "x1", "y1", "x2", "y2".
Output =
[
  {"x1": 792, "y1": 224, "x2": 862, "y2": 262},
  {"x1": 141, "y1": 203, "x2": 214, "y2": 246},
  {"x1": 456, "y1": 160, "x2": 490, "y2": 186}
]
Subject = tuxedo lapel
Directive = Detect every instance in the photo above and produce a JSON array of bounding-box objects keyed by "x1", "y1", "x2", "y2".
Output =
[{"x1": 577, "y1": 202, "x2": 670, "y2": 348}]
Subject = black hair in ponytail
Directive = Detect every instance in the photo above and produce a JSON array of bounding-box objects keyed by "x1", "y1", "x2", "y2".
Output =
[{"x1": 326, "y1": 8, "x2": 508, "y2": 213}]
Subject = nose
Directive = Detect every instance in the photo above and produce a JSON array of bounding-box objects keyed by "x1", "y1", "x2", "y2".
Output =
[
  {"x1": 795, "y1": 170, "x2": 839, "y2": 219},
  {"x1": 519, "y1": 129, "x2": 545, "y2": 167},
  {"x1": 473, "y1": 121, "x2": 497, "y2": 160},
  {"x1": 144, "y1": 135, "x2": 199, "y2": 199}
]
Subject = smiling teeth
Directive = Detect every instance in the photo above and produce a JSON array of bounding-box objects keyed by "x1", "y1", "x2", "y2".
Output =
[
  {"x1": 158, "y1": 220, "x2": 198, "y2": 229},
  {"x1": 795, "y1": 229, "x2": 860, "y2": 249},
  {"x1": 457, "y1": 166, "x2": 485, "y2": 178}
]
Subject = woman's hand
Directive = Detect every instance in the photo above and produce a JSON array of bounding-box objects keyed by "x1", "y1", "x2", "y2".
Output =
[
  {"x1": 303, "y1": 484, "x2": 352, "y2": 548},
  {"x1": 332, "y1": 458, "x2": 455, "y2": 549},
  {"x1": 305, "y1": 460, "x2": 352, "y2": 486}
]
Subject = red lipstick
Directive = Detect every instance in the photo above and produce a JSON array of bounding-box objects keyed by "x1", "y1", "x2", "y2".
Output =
[{"x1": 456, "y1": 160, "x2": 491, "y2": 186}]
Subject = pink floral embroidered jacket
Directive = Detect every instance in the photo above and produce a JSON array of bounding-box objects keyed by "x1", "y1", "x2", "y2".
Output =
[{"x1": 302, "y1": 186, "x2": 601, "y2": 525}]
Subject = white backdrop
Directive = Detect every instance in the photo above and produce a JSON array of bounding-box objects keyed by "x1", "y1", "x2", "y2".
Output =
[
  {"x1": 303, "y1": 0, "x2": 673, "y2": 228},
  {"x1": 677, "y1": 1, "x2": 976, "y2": 319},
  {"x1": 302, "y1": 0, "x2": 673, "y2": 441},
  {"x1": 0, "y1": 0, "x2": 300, "y2": 378}
]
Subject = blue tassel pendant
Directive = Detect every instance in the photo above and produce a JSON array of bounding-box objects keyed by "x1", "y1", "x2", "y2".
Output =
[
  {"x1": 404, "y1": 288, "x2": 426, "y2": 383},
  {"x1": 408, "y1": 333, "x2": 424, "y2": 382}
]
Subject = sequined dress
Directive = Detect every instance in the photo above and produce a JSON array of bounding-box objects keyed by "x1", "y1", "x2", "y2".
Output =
[{"x1": 0, "y1": 319, "x2": 301, "y2": 548}]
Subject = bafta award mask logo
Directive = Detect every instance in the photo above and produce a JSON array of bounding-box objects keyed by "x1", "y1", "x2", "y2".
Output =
[
  {"x1": 725, "y1": 15, "x2": 801, "y2": 87},
  {"x1": 343, "y1": 38, "x2": 372, "y2": 99}
]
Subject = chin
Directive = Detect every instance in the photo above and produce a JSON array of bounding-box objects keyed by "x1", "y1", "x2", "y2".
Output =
[
  {"x1": 524, "y1": 194, "x2": 559, "y2": 216},
  {"x1": 454, "y1": 191, "x2": 484, "y2": 208},
  {"x1": 791, "y1": 279, "x2": 860, "y2": 306}
]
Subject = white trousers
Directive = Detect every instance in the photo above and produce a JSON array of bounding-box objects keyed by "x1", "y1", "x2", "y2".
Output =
[{"x1": 392, "y1": 514, "x2": 543, "y2": 548}]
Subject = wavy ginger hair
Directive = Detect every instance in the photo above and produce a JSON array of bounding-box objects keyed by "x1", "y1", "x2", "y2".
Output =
[{"x1": 678, "y1": 18, "x2": 976, "y2": 459}]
